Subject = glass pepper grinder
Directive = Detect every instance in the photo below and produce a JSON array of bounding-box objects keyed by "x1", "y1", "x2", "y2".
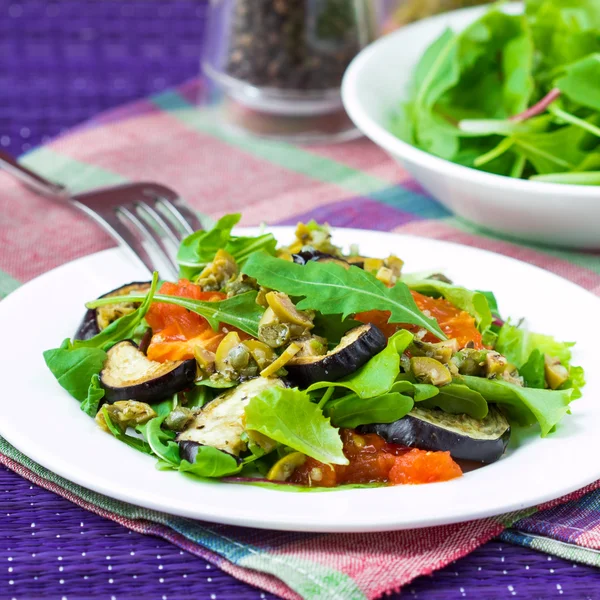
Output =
[{"x1": 203, "y1": 0, "x2": 379, "y2": 142}]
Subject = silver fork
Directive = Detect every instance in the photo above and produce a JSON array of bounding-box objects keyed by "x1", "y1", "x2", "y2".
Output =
[{"x1": 0, "y1": 150, "x2": 202, "y2": 280}]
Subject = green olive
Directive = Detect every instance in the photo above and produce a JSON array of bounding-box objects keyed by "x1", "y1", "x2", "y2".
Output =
[
  {"x1": 267, "y1": 451, "x2": 306, "y2": 481},
  {"x1": 410, "y1": 356, "x2": 452, "y2": 386},
  {"x1": 95, "y1": 400, "x2": 156, "y2": 434},
  {"x1": 544, "y1": 355, "x2": 569, "y2": 389},
  {"x1": 411, "y1": 338, "x2": 459, "y2": 364},
  {"x1": 266, "y1": 292, "x2": 314, "y2": 329}
]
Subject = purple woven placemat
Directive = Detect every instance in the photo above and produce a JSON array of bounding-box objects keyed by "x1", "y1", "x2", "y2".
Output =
[
  {"x1": 1, "y1": 1, "x2": 600, "y2": 598},
  {"x1": 4, "y1": 463, "x2": 598, "y2": 600}
]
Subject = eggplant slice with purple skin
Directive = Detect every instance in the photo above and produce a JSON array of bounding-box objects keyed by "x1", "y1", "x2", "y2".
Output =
[
  {"x1": 285, "y1": 323, "x2": 387, "y2": 388},
  {"x1": 100, "y1": 340, "x2": 196, "y2": 404},
  {"x1": 360, "y1": 405, "x2": 511, "y2": 464},
  {"x1": 177, "y1": 376, "x2": 285, "y2": 458},
  {"x1": 74, "y1": 281, "x2": 152, "y2": 341}
]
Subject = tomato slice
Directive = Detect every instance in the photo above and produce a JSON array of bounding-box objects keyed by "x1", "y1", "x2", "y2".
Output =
[
  {"x1": 288, "y1": 429, "x2": 462, "y2": 487},
  {"x1": 145, "y1": 280, "x2": 227, "y2": 362},
  {"x1": 355, "y1": 291, "x2": 483, "y2": 349}
]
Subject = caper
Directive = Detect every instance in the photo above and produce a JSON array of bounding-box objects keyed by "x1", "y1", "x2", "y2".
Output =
[
  {"x1": 228, "y1": 344, "x2": 250, "y2": 370},
  {"x1": 259, "y1": 323, "x2": 291, "y2": 348},
  {"x1": 164, "y1": 407, "x2": 194, "y2": 431},
  {"x1": 452, "y1": 348, "x2": 488, "y2": 376}
]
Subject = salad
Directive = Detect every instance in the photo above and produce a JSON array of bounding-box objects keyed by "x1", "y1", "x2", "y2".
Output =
[
  {"x1": 392, "y1": 0, "x2": 600, "y2": 185},
  {"x1": 44, "y1": 215, "x2": 584, "y2": 489}
]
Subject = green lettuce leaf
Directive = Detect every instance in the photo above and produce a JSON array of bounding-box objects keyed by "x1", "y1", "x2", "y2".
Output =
[
  {"x1": 245, "y1": 387, "x2": 348, "y2": 465},
  {"x1": 242, "y1": 253, "x2": 445, "y2": 338},
  {"x1": 519, "y1": 348, "x2": 546, "y2": 388},
  {"x1": 460, "y1": 375, "x2": 573, "y2": 436}
]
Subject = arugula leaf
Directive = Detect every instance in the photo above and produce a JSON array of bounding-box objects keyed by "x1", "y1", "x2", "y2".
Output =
[
  {"x1": 519, "y1": 349, "x2": 546, "y2": 388},
  {"x1": 43, "y1": 342, "x2": 107, "y2": 401},
  {"x1": 242, "y1": 253, "x2": 445, "y2": 338},
  {"x1": 177, "y1": 213, "x2": 277, "y2": 280},
  {"x1": 460, "y1": 375, "x2": 573, "y2": 436},
  {"x1": 307, "y1": 330, "x2": 414, "y2": 399},
  {"x1": 244, "y1": 387, "x2": 348, "y2": 465},
  {"x1": 88, "y1": 290, "x2": 264, "y2": 338},
  {"x1": 139, "y1": 417, "x2": 181, "y2": 467},
  {"x1": 326, "y1": 392, "x2": 413, "y2": 429},
  {"x1": 419, "y1": 383, "x2": 488, "y2": 420},
  {"x1": 74, "y1": 272, "x2": 159, "y2": 350},
  {"x1": 402, "y1": 275, "x2": 493, "y2": 332},
  {"x1": 312, "y1": 313, "x2": 362, "y2": 346},
  {"x1": 179, "y1": 446, "x2": 242, "y2": 478},
  {"x1": 80, "y1": 374, "x2": 105, "y2": 417}
]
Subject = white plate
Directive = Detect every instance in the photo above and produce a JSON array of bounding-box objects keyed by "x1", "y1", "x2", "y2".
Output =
[{"x1": 0, "y1": 227, "x2": 598, "y2": 532}]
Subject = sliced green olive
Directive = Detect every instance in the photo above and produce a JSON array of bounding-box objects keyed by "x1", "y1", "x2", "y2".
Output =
[
  {"x1": 452, "y1": 348, "x2": 488, "y2": 376},
  {"x1": 410, "y1": 357, "x2": 452, "y2": 386},
  {"x1": 95, "y1": 400, "x2": 156, "y2": 433},
  {"x1": 266, "y1": 451, "x2": 306, "y2": 482},
  {"x1": 193, "y1": 345, "x2": 216, "y2": 374},
  {"x1": 260, "y1": 343, "x2": 301, "y2": 378},
  {"x1": 164, "y1": 406, "x2": 194, "y2": 431},
  {"x1": 545, "y1": 355, "x2": 569, "y2": 389},
  {"x1": 412, "y1": 338, "x2": 459, "y2": 364},
  {"x1": 215, "y1": 331, "x2": 242, "y2": 373},
  {"x1": 485, "y1": 352, "x2": 508, "y2": 378},
  {"x1": 266, "y1": 292, "x2": 314, "y2": 329},
  {"x1": 243, "y1": 340, "x2": 276, "y2": 370},
  {"x1": 196, "y1": 249, "x2": 238, "y2": 291}
]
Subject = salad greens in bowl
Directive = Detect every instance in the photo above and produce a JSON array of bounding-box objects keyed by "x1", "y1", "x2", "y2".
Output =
[
  {"x1": 342, "y1": 0, "x2": 600, "y2": 248},
  {"x1": 43, "y1": 214, "x2": 584, "y2": 491}
]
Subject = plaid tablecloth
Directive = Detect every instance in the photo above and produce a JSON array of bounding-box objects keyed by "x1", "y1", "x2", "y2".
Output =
[{"x1": 2, "y1": 77, "x2": 600, "y2": 599}]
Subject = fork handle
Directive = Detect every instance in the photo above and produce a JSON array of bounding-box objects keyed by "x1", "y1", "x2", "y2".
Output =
[{"x1": 0, "y1": 150, "x2": 69, "y2": 200}]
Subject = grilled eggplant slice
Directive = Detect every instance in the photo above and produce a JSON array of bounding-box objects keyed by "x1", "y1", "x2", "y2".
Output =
[
  {"x1": 360, "y1": 406, "x2": 510, "y2": 464},
  {"x1": 292, "y1": 250, "x2": 350, "y2": 269},
  {"x1": 286, "y1": 323, "x2": 386, "y2": 387},
  {"x1": 75, "y1": 281, "x2": 152, "y2": 340},
  {"x1": 100, "y1": 341, "x2": 196, "y2": 404},
  {"x1": 177, "y1": 377, "x2": 285, "y2": 456}
]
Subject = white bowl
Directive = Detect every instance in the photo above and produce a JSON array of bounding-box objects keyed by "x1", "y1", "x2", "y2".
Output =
[{"x1": 342, "y1": 4, "x2": 599, "y2": 249}]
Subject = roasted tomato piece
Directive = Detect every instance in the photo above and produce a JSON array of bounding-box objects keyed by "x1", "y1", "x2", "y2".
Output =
[
  {"x1": 288, "y1": 429, "x2": 462, "y2": 488},
  {"x1": 388, "y1": 449, "x2": 463, "y2": 485},
  {"x1": 355, "y1": 291, "x2": 483, "y2": 350},
  {"x1": 146, "y1": 280, "x2": 227, "y2": 362}
]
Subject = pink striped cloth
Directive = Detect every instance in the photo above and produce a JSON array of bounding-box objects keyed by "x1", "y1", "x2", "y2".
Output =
[{"x1": 2, "y1": 78, "x2": 600, "y2": 599}]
